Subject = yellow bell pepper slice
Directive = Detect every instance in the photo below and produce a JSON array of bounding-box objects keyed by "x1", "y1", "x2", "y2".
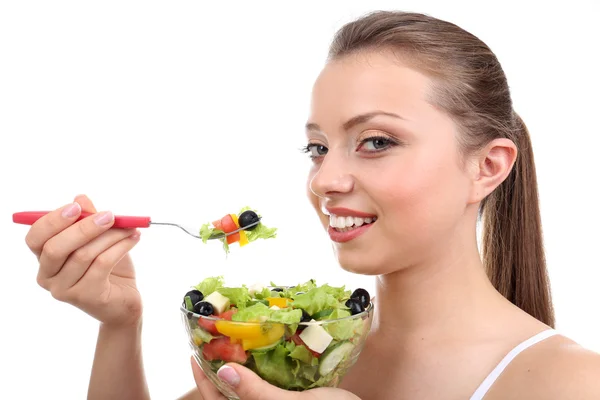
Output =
[
  {"x1": 230, "y1": 214, "x2": 249, "y2": 247},
  {"x1": 267, "y1": 297, "x2": 289, "y2": 308},
  {"x1": 214, "y1": 320, "x2": 285, "y2": 350},
  {"x1": 241, "y1": 323, "x2": 285, "y2": 350},
  {"x1": 238, "y1": 230, "x2": 249, "y2": 247},
  {"x1": 215, "y1": 321, "x2": 263, "y2": 339}
]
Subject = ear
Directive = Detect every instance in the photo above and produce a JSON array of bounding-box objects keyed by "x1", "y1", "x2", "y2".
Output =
[{"x1": 468, "y1": 138, "x2": 518, "y2": 204}]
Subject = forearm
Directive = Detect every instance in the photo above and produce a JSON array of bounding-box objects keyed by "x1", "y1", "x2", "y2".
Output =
[{"x1": 88, "y1": 318, "x2": 150, "y2": 400}]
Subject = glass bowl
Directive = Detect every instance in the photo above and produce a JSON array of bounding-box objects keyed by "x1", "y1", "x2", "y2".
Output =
[{"x1": 180, "y1": 296, "x2": 374, "y2": 399}]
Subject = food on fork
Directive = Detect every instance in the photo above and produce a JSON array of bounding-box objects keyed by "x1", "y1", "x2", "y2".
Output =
[{"x1": 200, "y1": 207, "x2": 277, "y2": 253}]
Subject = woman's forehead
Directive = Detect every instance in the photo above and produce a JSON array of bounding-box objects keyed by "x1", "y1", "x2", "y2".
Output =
[{"x1": 309, "y1": 52, "x2": 432, "y2": 125}]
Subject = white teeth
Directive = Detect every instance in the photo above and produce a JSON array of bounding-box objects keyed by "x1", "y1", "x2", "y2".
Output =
[
  {"x1": 345, "y1": 216, "x2": 353, "y2": 227},
  {"x1": 329, "y1": 214, "x2": 376, "y2": 229}
]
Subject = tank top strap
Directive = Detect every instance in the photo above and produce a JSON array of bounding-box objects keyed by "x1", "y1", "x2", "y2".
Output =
[{"x1": 469, "y1": 329, "x2": 559, "y2": 400}]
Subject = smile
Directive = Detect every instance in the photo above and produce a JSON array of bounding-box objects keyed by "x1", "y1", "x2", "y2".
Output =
[
  {"x1": 326, "y1": 210, "x2": 378, "y2": 243},
  {"x1": 329, "y1": 214, "x2": 378, "y2": 232}
]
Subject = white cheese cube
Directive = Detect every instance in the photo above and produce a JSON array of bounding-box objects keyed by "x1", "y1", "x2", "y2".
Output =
[
  {"x1": 270, "y1": 306, "x2": 280, "y2": 310},
  {"x1": 299, "y1": 323, "x2": 333, "y2": 354},
  {"x1": 248, "y1": 283, "x2": 265, "y2": 296},
  {"x1": 204, "y1": 291, "x2": 230, "y2": 315}
]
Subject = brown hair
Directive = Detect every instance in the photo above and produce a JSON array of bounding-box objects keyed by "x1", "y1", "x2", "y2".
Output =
[{"x1": 328, "y1": 11, "x2": 554, "y2": 327}]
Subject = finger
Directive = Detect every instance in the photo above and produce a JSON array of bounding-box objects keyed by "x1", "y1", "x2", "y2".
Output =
[
  {"x1": 77, "y1": 231, "x2": 141, "y2": 285},
  {"x1": 191, "y1": 356, "x2": 226, "y2": 400},
  {"x1": 74, "y1": 194, "x2": 97, "y2": 213},
  {"x1": 37, "y1": 211, "x2": 116, "y2": 280},
  {"x1": 216, "y1": 363, "x2": 301, "y2": 400},
  {"x1": 51, "y1": 228, "x2": 138, "y2": 291},
  {"x1": 25, "y1": 202, "x2": 83, "y2": 257}
]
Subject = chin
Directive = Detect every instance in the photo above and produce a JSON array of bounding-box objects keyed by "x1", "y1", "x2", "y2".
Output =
[{"x1": 333, "y1": 245, "x2": 388, "y2": 276}]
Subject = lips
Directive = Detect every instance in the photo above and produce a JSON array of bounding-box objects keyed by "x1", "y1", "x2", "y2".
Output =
[
  {"x1": 322, "y1": 207, "x2": 378, "y2": 243},
  {"x1": 324, "y1": 207, "x2": 377, "y2": 218}
]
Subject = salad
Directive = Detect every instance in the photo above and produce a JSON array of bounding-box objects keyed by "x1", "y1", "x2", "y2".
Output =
[
  {"x1": 181, "y1": 276, "x2": 373, "y2": 390},
  {"x1": 199, "y1": 207, "x2": 277, "y2": 254}
]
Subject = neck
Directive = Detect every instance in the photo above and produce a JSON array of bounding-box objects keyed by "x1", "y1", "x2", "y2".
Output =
[{"x1": 372, "y1": 222, "x2": 506, "y2": 341}]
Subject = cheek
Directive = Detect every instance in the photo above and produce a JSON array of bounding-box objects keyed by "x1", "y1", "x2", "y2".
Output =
[{"x1": 378, "y1": 152, "x2": 467, "y2": 234}]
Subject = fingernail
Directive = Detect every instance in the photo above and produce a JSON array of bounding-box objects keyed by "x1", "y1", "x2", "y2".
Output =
[
  {"x1": 130, "y1": 229, "x2": 141, "y2": 240},
  {"x1": 62, "y1": 202, "x2": 81, "y2": 218},
  {"x1": 217, "y1": 365, "x2": 240, "y2": 387},
  {"x1": 94, "y1": 211, "x2": 114, "y2": 226}
]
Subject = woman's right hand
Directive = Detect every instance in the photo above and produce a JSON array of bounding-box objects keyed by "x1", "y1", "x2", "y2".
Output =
[{"x1": 25, "y1": 194, "x2": 143, "y2": 327}]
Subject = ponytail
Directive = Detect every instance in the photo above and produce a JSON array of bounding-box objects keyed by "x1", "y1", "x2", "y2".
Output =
[{"x1": 481, "y1": 113, "x2": 555, "y2": 327}]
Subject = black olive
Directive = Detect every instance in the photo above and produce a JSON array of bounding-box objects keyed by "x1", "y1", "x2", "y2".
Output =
[
  {"x1": 300, "y1": 309, "x2": 311, "y2": 323},
  {"x1": 193, "y1": 301, "x2": 214, "y2": 316},
  {"x1": 345, "y1": 298, "x2": 364, "y2": 315},
  {"x1": 350, "y1": 288, "x2": 370, "y2": 308},
  {"x1": 295, "y1": 291, "x2": 305, "y2": 296},
  {"x1": 184, "y1": 290, "x2": 204, "y2": 306},
  {"x1": 238, "y1": 210, "x2": 260, "y2": 231},
  {"x1": 271, "y1": 287, "x2": 284, "y2": 292},
  {"x1": 186, "y1": 312, "x2": 193, "y2": 320}
]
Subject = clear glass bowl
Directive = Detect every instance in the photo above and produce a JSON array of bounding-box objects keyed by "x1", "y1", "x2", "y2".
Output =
[{"x1": 180, "y1": 298, "x2": 374, "y2": 400}]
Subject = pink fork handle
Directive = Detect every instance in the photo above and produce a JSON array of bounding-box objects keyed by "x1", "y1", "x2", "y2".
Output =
[{"x1": 12, "y1": 211, "x2": 151, "y2": 228}]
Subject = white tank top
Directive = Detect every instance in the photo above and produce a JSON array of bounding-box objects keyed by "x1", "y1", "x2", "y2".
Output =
[{"x1": 469, "y1": 329, "x2": 559, "y2": 400}]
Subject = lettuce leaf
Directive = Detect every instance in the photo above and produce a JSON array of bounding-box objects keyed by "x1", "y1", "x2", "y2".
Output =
[
  {"x1": 231, "y1": 302, "x2": 302, "y2": 324},
  {"x1": 288, "y1": 342, "x2": 319, "y2": 366},
  {"x1": 194, "y1": 276, "x2": 224, "y2": 296},
  {"x1": 323, "y1": 309, "x2": 363, "y2": 341},
  {"x1": 252, "y1": 343, "x2": 295, "y2": 388},
  {"x1": 290, "y1": 286, "x2": 343, "y2": 316},
  {"x1": 217, "y1": 287, "x2": 251, "y2": 309},
  {"x1": 253, "y1": 287, "x2": 274, "y2": 300},
  {"x1": 238, "y1": 206, "x2": 277, "y2": 242},
  {"x1": 231, "y1": 303, "x2": 271, "y2": 322},
  {"x1": 245, "y1": 223, "x2": 277, "y2": 242},
  {"x1": 268, "y1": 308, "x2": 303, "y2": 324},
  {"x1": 199, "y1": 223, "x2": 222, "y2": 243},
  {"x1": 192, "y1": 327, "x2": 215, "y2": 343}
]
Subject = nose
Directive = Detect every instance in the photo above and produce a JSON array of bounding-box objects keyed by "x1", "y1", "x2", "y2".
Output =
[{"x1": 309, "y1": 151, "x2": 354, "y2": 198}]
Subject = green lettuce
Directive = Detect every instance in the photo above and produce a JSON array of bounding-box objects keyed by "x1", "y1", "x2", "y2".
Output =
[
  {"x1": 192, "y1": 327, "x2": 215, "y2": 343},
  {"x1": 287, "y1": 279, "x2": 318, "y2": 295},
  {"x1": 194, "y1": 276, "x2": 224, "y2": 296},
  {"x1": 231, "y1": 303, "x2": 271, "y2": 322},
  {"x1": 253, "y1": 287, "x2": 274, "y2": 300},
  {"x1": 291, "y1": 286, "x2": 345, "y2": 316},
  {"x1": 288, "y1": 342, "x2": 319, "y2": 366},
  {"x1": 184, "y1": 296, "x2": 194, "y2": 311},
  {"x1": 217, "y1": 286, "x2": 251, "y2": 309},
  {"x1": 268, "y1": 308, "x2": 303, "y2": 324},
  {"x1": 231, "y1": 302, "x2": 303, "y2": 324},
  {"x1": 323, "y1": 309, "x2": 363, "y2": 341},
  {"x1": 238, "y1": 206, "x2": 277, "y2": 242},
  {"x1": 251, "y1": 342, "x2": 318, "y2": 390},
  {"x1": 252, "y1": 343, "x2": 296, "y2": 388}
]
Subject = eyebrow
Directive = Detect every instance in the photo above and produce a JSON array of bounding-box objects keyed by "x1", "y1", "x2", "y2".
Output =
[{"x1": 305, "y1": 111, "x2": 406, "y2": 133}]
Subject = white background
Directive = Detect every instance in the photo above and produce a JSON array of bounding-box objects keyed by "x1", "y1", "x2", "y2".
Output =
[{"x1": 1, "y1": 1, "x2": 599, "y2": 399}]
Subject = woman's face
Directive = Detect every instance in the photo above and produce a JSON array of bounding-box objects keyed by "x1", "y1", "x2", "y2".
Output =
[{"x1": 305, "y1": 51, "x2": 476, "y2": 275}]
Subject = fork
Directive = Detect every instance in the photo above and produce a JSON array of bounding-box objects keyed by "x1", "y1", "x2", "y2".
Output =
[{"x1": 11, "y1": 211, "x2": 260, "y2": 240}]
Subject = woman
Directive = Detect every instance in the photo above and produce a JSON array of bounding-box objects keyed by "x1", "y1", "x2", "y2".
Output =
[{"x1": 23, "y1": 10, "x2": 600, "y2": 400}]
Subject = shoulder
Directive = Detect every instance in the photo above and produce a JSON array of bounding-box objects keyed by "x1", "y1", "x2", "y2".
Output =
[{"x1": 491, "y1": 332, "x2": 600, "y2": 399}]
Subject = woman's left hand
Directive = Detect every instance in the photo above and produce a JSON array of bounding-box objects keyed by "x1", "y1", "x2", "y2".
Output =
[{"x1": 190, "y1": 357, "x2": 361, "y2": 400}]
